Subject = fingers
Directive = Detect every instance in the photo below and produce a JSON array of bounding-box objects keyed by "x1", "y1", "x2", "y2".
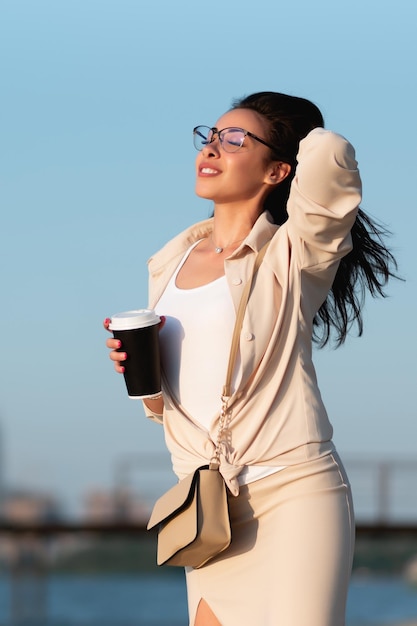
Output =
[
  {"x1": 103, "y1": 317, "x2": 112, "y2": 332},
  {"x1": 109, "y1": 343, "x2": 126, "y2": 373},
  {"x1": 106, "y1": 337, "x2": 121, "y2": 349},
  {"x1": 113, "y1": 359, "x2": 125, "y2": 374},
  {"x1": 104, "y1": 314, "x2": 165, "y2": 375},
  {"x1": 104, "y1": 321, "x2": 126, "y2": 373},
  {"x1": 108, "y1": 340, "x2": 125, "y2": 360}
]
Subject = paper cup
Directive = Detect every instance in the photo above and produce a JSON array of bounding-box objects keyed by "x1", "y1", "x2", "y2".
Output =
[{"x1": 109, "y1": 309, "x2": 161, "y2": 399}]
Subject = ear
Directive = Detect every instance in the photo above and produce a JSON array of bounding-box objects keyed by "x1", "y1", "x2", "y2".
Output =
[{"x1": 264, "y1": 162, "x2": 291, "y2": 187}]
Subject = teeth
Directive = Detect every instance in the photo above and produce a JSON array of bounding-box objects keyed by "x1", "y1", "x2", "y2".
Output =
[{"x1": 201, "y1": 168, "x2": 218, "y2": 174}]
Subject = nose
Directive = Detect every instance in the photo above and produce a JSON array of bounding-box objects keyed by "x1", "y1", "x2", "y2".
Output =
[{"x1": 201, "y1": 137, "x2": 220, "y2": 157}]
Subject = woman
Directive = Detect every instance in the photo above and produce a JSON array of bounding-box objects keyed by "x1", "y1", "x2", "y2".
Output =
[{"x1": 105, "y1": 92, "x2": 397, "y2": 626}]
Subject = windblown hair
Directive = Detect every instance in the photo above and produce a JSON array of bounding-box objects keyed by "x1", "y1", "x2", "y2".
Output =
[{"x1": 232, "y1": 91, "x2": 399, "y2": 347}]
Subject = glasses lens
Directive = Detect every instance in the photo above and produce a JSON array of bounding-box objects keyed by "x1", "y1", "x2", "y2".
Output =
[
  {"x1": 221, "y1": 128, "x2": 245, "y2": 152},
  {"x1": 193, "y1": 126, "x2": 212, "y2": 151}
]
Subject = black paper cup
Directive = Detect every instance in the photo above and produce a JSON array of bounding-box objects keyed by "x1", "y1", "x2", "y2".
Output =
[{"x1": 109, "y1": 309, "x2": 161, "y2": 399}]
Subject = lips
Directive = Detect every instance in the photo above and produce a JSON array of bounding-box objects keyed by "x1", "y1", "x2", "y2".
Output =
[{"x1": 198, "y1": 162, "x2": 221, "y2": 176}]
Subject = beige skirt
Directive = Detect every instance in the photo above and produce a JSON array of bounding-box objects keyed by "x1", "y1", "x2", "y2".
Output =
[{"x1": 185, "y1": 451, "x2": 355, "y2": 626}]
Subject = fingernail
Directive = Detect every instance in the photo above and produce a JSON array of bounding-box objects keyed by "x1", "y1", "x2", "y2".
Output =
[
  {"x1": 120, "y1": 366, "x2": 125, "y2": 373},
  {"x1": 116, "y1": 340, "x2": 122, "y2": 348}
]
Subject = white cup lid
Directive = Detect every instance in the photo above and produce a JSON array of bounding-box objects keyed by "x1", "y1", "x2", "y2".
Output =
[{"x1": 109, "y1": 309, "x2": 160, "y2": 331}]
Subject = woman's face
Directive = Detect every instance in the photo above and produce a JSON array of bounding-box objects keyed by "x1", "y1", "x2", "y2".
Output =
[{"x1": 195, "y1": 108, "x2": 275, "y2": 207}]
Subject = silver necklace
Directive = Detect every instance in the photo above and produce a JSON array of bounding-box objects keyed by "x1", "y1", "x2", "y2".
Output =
[{"x1": 211, "y1": 234, "x2": 246, "y2": 254}]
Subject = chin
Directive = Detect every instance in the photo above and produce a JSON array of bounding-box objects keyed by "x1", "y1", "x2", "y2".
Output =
[{"x1": 195, "y1": 187, "x2": 215, "y2": 201}]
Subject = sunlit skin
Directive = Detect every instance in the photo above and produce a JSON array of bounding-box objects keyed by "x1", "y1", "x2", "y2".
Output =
[
  {"x1": 177, "y1": 109, "x2": 290, "y2": 289},
  {"x1": 104, "y1": 109, "x2": 290, "y2": 437},
  {"x1": 194, "y1": 108, "x2": 289, "y2": 234}
]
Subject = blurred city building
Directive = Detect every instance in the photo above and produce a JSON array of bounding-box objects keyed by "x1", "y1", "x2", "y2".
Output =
[
  {"x1": 0, "y1": 489, "x2": 61, "y2": 524},
  {"x1": 0, "y1": 489, "x2": 62, "y2": 564},
  {"x1": 83, "y1": 487, "x2": 149, "y2": 523},
  {"x1": 0, "y1": 489, "x2": 61, "y2": 624}
]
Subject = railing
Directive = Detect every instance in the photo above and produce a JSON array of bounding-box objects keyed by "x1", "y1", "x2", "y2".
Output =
[
  {"x1": 1, "y1": 521, "x2": 417, "y2": 626},
  {"x1": 1, "y1": 457, "x2": 417, "y2": 625},
  {"x1": 111, "y1": 453, "x2": 417, "y2": 525},
  {"x1": 344, "y1": 458, "x2": 417, "y2": 524}
]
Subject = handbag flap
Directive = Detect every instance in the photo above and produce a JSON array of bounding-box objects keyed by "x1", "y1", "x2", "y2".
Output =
[{"x1": 147, "y1": 469, "x2": 199, "y2": 530}]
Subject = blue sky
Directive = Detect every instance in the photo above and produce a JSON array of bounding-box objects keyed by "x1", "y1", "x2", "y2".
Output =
[{"x1": 1, "y1": 0, "x2": 415, "y2": 515}]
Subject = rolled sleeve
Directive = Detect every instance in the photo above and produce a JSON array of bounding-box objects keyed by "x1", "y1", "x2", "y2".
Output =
[{"x1": 287, "y1": 128, "x2": 362, "y2": 268}]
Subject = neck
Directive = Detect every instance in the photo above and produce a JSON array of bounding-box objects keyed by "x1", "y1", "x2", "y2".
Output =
[{"x1": 211, "y1": 202, "x2": 262, "y2": 249}]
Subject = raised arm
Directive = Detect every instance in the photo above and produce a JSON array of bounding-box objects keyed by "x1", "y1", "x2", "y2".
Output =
[{"x1": 286, "y1": 128, "x2": 362, "y2": 268}]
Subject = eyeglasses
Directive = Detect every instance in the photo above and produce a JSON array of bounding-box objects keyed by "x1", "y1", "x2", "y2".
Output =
[{"x1": 193, "y1": 125, "x2": 277, "y2": 154}]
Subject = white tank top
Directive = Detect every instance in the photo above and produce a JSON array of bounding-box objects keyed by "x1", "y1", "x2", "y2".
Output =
[
  {"x1": 156, "y1": 242, "x2": 286, "y2": 485},
  {"x1": 156, "y1": 242, "x2": 238, "y2": 428}
]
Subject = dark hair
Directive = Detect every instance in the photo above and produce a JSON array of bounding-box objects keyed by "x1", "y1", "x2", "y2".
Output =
[{"x1": 232, "y1": 91, "x2": 399, "y2": 347}]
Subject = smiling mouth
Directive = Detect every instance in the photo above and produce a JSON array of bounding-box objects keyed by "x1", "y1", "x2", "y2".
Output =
[{"x1": 200, "y1": 167, "x2": 220, "y2": 175}]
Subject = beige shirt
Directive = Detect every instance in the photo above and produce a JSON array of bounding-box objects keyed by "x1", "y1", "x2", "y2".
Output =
[{"x1": 144, "y1": 128, "x2": 362, "y2": 495}]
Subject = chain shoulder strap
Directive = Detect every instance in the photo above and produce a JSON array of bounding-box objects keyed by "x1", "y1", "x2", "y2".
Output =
[{"x1": 210, "y1": 240, "x2": 271, "y2": 470}]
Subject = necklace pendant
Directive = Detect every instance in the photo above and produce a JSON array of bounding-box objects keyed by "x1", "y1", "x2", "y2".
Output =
[{"x1": 214, "y1": 246, "x2": 223, "y2": 254}]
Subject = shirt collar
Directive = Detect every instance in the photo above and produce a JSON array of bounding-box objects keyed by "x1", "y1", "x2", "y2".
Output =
[
  {"x1": 148, "y1": 211, "x2": 278, "y2": 273},
  {"x1": 235, "y1": 211, "x2": 278, "y2": 254}
]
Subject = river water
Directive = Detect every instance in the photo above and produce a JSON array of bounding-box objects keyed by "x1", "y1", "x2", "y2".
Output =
[{"x1": 1, "y1": 573, "x2": 417, "y2": 625}]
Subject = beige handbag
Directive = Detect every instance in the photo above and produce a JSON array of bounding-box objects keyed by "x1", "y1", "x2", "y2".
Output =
[
  {"x1": 147, "y1": 464, "x2": 230, "y2": 568},
  {"x1": 147, "y1": 242, "x2": 270, "y2": 568}
]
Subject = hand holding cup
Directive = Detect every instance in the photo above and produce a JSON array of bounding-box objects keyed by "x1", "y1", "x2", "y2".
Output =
[
  {"x1": 104, "y1": 323, "x2": 127, "y2": 374},
  {"x1": 105, "y1": 309, "x2": 163, "y2": 399}
]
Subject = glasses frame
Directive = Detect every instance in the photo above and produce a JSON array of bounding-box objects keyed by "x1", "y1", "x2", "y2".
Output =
[{"x1": 193, "y1": 125, "x2": 278, "y2": 154}]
